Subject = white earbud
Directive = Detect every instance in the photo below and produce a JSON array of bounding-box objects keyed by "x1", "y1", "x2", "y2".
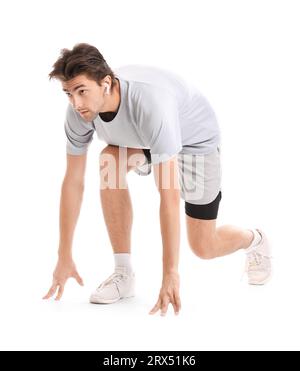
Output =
[{"x1": 104, "y1": 83, "x2": 110, "y2": 95}]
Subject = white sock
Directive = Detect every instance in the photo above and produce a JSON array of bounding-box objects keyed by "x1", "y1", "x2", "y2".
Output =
[
  {"x1": 245, "y1": 229, "x2": 262, "y2": 253},
  {"x1": 114, "y1": 253, "x2": 133, "y2": 274}
]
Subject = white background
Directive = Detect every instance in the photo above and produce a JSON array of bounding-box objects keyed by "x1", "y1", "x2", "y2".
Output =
[{"x1": 0, "y1": 0, "x2": 299, "y2": 351}]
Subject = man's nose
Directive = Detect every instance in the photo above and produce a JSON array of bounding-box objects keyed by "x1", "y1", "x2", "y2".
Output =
[{"x1": 71, "y1": 96, "x2": 82, "y2": 110}]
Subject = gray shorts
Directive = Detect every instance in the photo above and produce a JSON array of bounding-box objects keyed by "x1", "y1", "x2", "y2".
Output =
[{"x1": 134, "y1": 147, "x2": 222, "y2": 219}]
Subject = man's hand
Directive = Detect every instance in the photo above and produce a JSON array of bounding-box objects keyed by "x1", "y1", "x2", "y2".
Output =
[
  {"x1": 149, "y1": 272, "x2": 181, "y2": 316},
  {"x1": 43, "y1": 258, "x2": 84, "y2": 301}
]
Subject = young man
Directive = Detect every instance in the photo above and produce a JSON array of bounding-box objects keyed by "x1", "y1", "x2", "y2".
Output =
[{"x1": 43, "y1": 43, "x2": 272, "y2": 316}]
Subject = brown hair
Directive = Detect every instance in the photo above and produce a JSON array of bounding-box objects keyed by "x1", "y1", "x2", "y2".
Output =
[{"x1": 49, "y1": 43, "x2": 117, "y2": 90}]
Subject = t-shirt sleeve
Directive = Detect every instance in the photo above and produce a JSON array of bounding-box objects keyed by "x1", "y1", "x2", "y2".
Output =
[
  {"x1": 64, "y1": 104, "x2": 95, "y2": 155},
  {"x1": 136, "y1": 91, "x2": 182, "y2": 165}
]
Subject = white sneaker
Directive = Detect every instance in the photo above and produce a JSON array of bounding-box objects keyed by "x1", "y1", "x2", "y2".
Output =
[
  {"x1": 90, "y1": 267, "x2": 135, "y2": 304},
  {"x1": 246, "y1": 229, "x2": 272, "y2": 285}
]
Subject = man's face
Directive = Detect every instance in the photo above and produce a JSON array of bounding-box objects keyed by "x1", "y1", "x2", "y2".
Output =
[{"x1": 62, "y1": 74, "x2": 106, "y2": 122}]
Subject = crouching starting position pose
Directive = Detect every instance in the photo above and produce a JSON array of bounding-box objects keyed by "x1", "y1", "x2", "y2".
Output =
[{"x1": 43, "y1": 43, "x2": 272, "y2": 316}]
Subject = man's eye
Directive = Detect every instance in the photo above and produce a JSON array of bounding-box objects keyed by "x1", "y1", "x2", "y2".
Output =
[{"x1": 80, "y1": 90, "x2": 86, "y2": 95}]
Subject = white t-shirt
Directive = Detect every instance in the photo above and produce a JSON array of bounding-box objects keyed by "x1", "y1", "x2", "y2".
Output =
[{"x1": 64, "y1": 64, "x2": 220, "y2": 164}]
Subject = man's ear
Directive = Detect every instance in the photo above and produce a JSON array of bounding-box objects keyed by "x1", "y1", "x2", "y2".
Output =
[{"x1": 100, "y1": 75, "x2": 111, "y2": 86}]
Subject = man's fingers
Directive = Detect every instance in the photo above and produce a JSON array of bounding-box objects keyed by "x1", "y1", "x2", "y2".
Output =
[
  {"x1": 55, "y1": 285, "x2": 64, "y2": 301},
  {"x1": 149, "y1": 300, "x2": 161, "y2": 315},
  {"x1": 173, "y1": 294, "x2": 181, "y2": 315},
  {"x1": 160, "y1": 297, "x2": 169, "y2": 317},
  {"x1": 73, "y1": 272, "x2": 84, "y2": 286},
  {"x1": 43, "y1": 284, "x2": 58, "y2": 300}
]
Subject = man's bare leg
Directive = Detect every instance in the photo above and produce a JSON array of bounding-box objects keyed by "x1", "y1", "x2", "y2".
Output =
[
  {"x1": 89, "y1": 145, "x2": 148, "y2": 304},
  {"x1": 186, "y1": 217, "x2": 255, "y2": 259},
  {"x1": 186, "y1": 216, "x2": 272, "y2": 285},
  {"x1": 99, "y1": 145, "x2": 146, "y2": 254}
]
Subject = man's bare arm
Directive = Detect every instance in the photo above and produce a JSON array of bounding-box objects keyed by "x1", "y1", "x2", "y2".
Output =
[
  {"x1": 150, "y1": 156, "x2": 182, "y2": 316},
  {"x1": 58, "y1": 153, "x2": 87, "y2": 258},
  {"x1": 43, "y1": 153, "x2": 87, "y2": 300}
]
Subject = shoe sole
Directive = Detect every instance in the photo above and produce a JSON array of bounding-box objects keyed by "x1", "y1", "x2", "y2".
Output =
[
  {"x1": 248, "y1": 271, "x2": 272, "y2": 286},
  {"x1": 89, "y1": 295, "x2": 135, "y2": 304}
]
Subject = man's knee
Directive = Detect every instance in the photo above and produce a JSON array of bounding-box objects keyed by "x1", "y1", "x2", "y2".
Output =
[
  {"x1": 99, "y1": 145, "x2": 123, "y2": 171},
  {"x1": 100, "y1": 146, "x2": 146, "y2": 173},
  {"x1": 99, "y1": 146, "x2": 146, "y2": 189},
  {"x1": 99, "y1": 146, "x2": 124, "y2": 189},
  {"x1": 100, "y1": 145, "x2": 119, "y2": 158},
  {"x1": 189, "y1": 238, "x2": 217, "y2": 260}
]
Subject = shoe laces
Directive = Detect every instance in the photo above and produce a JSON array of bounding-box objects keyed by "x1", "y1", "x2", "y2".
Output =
[
  {"x1": 98, "y1": 271, "x2": 127, "y2": 290},
  {"x1": 240, "y1": 251, "x2": 272, "y2": 282},
  {"x1": 245, "y1": 251, "x2": 271, "y2": 273}
]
